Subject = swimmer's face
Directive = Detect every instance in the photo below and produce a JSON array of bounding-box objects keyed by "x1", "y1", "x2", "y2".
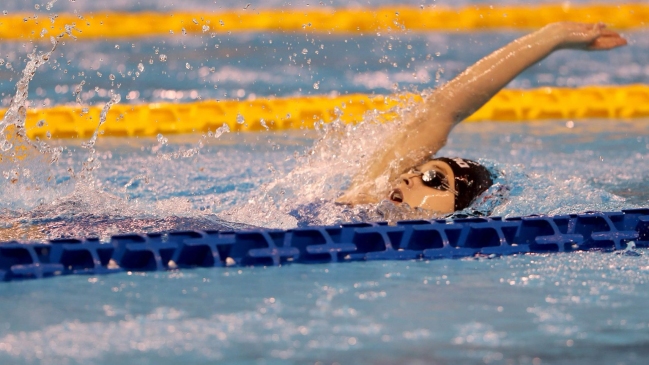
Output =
[{"x1": 388, "y1": 160, "x2": 456, "y2": 213}]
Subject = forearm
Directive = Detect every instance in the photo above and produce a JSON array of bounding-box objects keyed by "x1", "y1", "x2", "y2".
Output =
[
  {"x1": 429, "y1": 25, "x2": 564, "y2": 123},
  {"x1": 337, "y1": 22, "x2": 625, "y2": 206}
]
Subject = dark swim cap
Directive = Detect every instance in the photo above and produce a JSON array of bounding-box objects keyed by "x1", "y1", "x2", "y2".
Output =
[{"x1": 433, "y1": 157, "x2": 493, "y2": 211}]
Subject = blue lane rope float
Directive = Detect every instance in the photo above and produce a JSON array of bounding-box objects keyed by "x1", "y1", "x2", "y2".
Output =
[{"x1": 1, "y1": 208, "x2": 648, "y2": 281}]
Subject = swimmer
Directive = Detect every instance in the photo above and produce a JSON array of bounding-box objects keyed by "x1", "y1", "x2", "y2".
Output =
[{"x1": 336, "y1": 22, "x2": 627, "y2": 214}]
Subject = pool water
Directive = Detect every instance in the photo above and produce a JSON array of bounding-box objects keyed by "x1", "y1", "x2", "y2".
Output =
[
  {"x1": 2, "y1": 251, "x2": 649, "y2": 365},
  {"x1": 0, "y1": 1, "x2": 649, "y2": 364}
]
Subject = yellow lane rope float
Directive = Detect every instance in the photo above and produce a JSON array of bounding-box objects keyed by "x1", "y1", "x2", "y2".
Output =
[
  {"x1": 8, "y1": 85, "x2": 649, "y2": 139},
  {"x1": 1, "y1": 4, "x2": 648, "y2": 41}
]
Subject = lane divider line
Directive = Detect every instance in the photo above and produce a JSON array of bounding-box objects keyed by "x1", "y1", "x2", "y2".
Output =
[
  {"x1": 1, "y1": 4, "x2": 647, "y2": 41},
  {"x1": 7, "y1": 84, "x2": 649, "y2": 139}
]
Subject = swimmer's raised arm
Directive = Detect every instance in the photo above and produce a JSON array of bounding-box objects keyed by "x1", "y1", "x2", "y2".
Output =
[
  {"x1": 427, "y1": 22, "x2": 627, "y2": 126},
  {"x1": 338, "y1": 22, "x2": 626, "y2": 205}
]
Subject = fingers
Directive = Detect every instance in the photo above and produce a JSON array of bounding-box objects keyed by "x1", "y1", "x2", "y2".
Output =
[
  {"x1": 559, "y1": 22, "x2": 627, "y2": 50},
  {"x1": 582, "y1": 23, "x2": 604, "y2": 40},
  {"x1": 589, "y1": 35, "x2": 628, "y2": 50},
  {"x1": 588, "y1": 30, "x2": 627, "y2": 50},
  {"x1": 599, "y1": 28, "x2": 620, "y2": 37}
]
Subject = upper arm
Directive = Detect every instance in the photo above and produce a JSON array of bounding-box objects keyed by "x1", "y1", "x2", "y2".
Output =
[{"x1": 353, "y1": 98, "x2": 456, "y2": 183}]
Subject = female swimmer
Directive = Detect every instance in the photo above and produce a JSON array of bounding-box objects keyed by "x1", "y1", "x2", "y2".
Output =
[{"x1": 336, "y1": 22, "x2": 627, "y2": 214}]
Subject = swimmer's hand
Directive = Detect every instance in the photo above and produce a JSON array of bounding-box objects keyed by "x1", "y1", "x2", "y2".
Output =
[{"x1": 549, "y1": 22, "x2": 627, "y2": 51}]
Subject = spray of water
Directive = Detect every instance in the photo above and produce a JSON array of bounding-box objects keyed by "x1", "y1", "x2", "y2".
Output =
[
  {"x1": 0, "y1": 4, "x2": 636, "y2": 239},
  {"x1": 0, "y1": 5, "x2": 237, "y2": 240},
  {"x1": 0, "y1": 34, "x2": 74, "y2": 219},
  {"x1": 0, "y1": 40, "x2": 58, "y2": 154},
  {"x1": 217, "y1": 97, "x2": 441, "y2": 228}
]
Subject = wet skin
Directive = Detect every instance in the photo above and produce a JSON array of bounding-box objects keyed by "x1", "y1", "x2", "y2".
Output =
[
  {"x1": 336, "y1": 23, "x2": 627, "y2": 209},
  {"x1": 389, "y1": 160, "x2": 456, "y2": 214}
]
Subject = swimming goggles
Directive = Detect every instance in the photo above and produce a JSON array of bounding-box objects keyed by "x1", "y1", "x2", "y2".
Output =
[{"x1": 411, "y1": 169, "x2": 450, "y2": 191}]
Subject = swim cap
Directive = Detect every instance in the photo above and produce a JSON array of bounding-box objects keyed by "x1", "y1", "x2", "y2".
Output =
[{"x1": 433, "y1": 157, "x2": 493, "y2": 211}]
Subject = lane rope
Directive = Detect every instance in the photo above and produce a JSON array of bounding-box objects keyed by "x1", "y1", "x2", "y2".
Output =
[
  {"x1": 1, "y1": 4, "x2": 648, "y2": 41},
  {"x1": 11, "y1": 84, "x2": 649, "y2": 139},
  {"x1": 1, "y1": 208, "x2": 647, "y2": 281}
]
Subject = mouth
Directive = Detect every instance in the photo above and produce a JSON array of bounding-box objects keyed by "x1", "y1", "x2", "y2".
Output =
[{"x1": 389, "y1": 188, "x2": 403, "y2": 203}]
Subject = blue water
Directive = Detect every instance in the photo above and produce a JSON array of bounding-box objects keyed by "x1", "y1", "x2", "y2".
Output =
[
  {"x1": 3, "y1": 30, "x2": 648, "y2": 107},
  {"x1": 1, "y1": 0, "x2": 649, "y2": 364},
  {"x1": 2, "y1": 253, "x2": 649, "y2": 365}
]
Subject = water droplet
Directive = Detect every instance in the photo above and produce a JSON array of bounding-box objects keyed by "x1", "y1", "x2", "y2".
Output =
[
  {"x1": 109, "y1": 74, "x2": 115, "y2": 81},
  {"x1": 114, "y1": 44, "x2": 120, "y2": 49},
  {"x1": 260, "y1": 118, "x2": 269, "y2": 130},
  {"x1": 2, "y1": 10, "x2": 8, "y2": 15},
  {"x1": 236, "y1": 113, "x2": 245, "y2": 124},
  {"x1": 111, "y1": 93, "x2": 121, "y2": 103},
  {"x1": 35, "y1": 4, "x2": 40, "y2": 10},
  {"x1": 202, "y1": 25, "x2": 210, "y2": 32},
  {"x1": 37, "y1": 120, "x2": 45, "y2": 127},
  {"x1": 159, "y1": 54, "x2": 167, "y2": 62},
  {"x1": 137, "y1": 63, "x2": 144, "y2": 72},
  {"x1": 157, "y1": 133, "x2": 168, "y2": 145},
  {"x1": 0, "y1": 140, "x2": 12, "y2": 151},
  {"x1": 313, "y1": 82, "x2": 320, "y2": 90},
  {"x1": 301, "y1": 48, "x2": 308, "y2": 55},
  {"x1": 214, "y1": 123, "x2": 230, "y2": 138},
  {"x1": 185, "y1": 62, "x2": 191, "y2": 70}
]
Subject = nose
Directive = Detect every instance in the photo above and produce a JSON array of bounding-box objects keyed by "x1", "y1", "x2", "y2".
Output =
[{"x1": 398, "y1": 173, "x2": 417, "y2": 187}]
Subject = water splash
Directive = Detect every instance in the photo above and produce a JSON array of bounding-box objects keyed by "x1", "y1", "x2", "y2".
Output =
[
  {"x1": 81, "y1": 91, "x2": 122, "y2": 151},
  {"x1": 217, "y1": 94, "x2": 638, "y2": 229},
  {"x1": 0, "y1": 34, "x2": 70, "y2": 206},
  {"x1": 0, "y1": 6, "x2": 239, "y2": 239},
  {"x1": 0, "y1": 42, "x2": 57, "y2": 154},
  {"x1": 45, "y1": 0, "x2": 58, "y2": 11},
  {"x1": 218, "y1": 98, "x2": 426, "y2": 228}
]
